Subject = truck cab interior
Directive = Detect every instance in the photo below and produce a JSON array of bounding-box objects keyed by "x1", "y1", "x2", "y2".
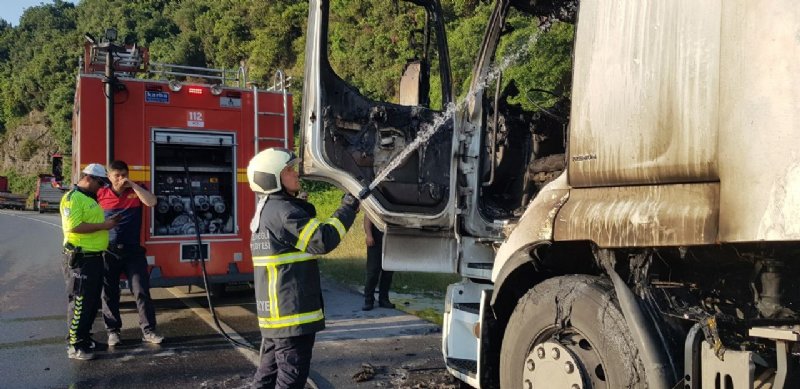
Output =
[{"x1": 474, "y1": 2, "x2": 575, "y2": 220}]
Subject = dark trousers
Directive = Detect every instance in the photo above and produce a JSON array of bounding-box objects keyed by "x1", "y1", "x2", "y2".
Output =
[
  {"x1": 364, "y1": 226, "x2": 393, "y2": 302},
  {"x1": 253, "y1": 333, "x2": 316, "y2": 389},
  {"x1": 101, "y1": 247, "x2": 157, "y2": 333},
  {"x1": 65, "y1": 254, "x2": 104, "y2": 347}
]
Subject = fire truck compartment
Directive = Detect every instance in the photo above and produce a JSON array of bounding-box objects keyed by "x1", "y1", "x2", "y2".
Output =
[{"x1": 151, "y1": 130, "x2": 236, "y2": 237}]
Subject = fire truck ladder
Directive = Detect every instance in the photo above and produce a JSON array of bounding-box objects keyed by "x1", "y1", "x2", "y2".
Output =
[
  {"x1": 253, "y1": 70, "x2": 291, "y2": 153},
  {"x1": 82, "y1": 41, "x2": 248, "y2": 88}
]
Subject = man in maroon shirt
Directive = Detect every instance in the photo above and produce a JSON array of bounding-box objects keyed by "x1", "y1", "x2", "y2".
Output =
[{"x1": 97, "y1": 160, "x2": 163, "y2": 346}]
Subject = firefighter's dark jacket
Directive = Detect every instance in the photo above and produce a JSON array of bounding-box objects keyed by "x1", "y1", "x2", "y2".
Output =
[{"x1": 250, "y1": 191, "x2": 356, "y2": 338}]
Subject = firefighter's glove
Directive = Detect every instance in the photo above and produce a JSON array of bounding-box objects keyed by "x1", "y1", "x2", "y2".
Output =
[
  {"x1": 357, "y1": 187, "x2": 373, "y2": 200},
  {"x1": 341, "y1": 193, "x2": 360, "y2": 210}
]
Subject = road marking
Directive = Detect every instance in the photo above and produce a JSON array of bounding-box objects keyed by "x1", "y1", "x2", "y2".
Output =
[
  {"x1": 0, "y1": 210, "x2": 61, "y2": 229},
  {"x1": 165, "y1": 286, "x2": 260, "y2": 366}
]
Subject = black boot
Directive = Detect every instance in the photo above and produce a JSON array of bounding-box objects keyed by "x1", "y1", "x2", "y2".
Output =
[
  {"x1": 362, "y1": 299, "x2": 374, "y2": 311},
  {"x1": 378, "y1": 297, "x2": 395, "y2": 309}
]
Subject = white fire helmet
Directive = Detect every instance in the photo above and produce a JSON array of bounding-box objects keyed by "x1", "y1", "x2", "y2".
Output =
[{"x1": 247, "y1": 147, "x2": 298, "y2": 195}]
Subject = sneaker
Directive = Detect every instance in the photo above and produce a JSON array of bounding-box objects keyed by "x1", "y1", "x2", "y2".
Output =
[
  {"x1": 107, "y1": 332, "x2": 121, "y2": 347},
  {"x1": 361, "y1": 301, "x2": 374, "y2": 311},
  {"x1": 378, "y1": 299, "x2": 395, "y2": 309},
  {"x1": 142, "y1": 331, "x2": 164, "y2": 344},
  {"x1": 67, "y1": 345, "x2": 95, "y2": 360}
]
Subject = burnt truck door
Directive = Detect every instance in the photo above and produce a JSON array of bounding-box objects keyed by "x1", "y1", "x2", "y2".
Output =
[{"x1": 301, "y1": 0, "x2": 459, "y2": 272}]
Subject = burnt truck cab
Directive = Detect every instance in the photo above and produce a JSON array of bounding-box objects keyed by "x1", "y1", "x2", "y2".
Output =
[{"x1": 302, "y1": 0, "x2": 800, "y2": 388}]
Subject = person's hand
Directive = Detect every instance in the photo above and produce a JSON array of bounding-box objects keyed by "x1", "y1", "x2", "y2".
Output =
[
  {"x1": 365, "y1": 235, "x2": 375, "y2": 247},
  {"x1": 120, "y1": 178, "x2": 132, "y2": 189},
  {"x1": 341, "y1": 193, "x2": 360, "y2": 210}
]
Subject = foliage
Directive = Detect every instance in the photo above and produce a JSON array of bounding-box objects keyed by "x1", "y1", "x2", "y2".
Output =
[
  {"x1": 498, "y1": 15, "x2": 574, "y2": 111},
  {"x1": 1, "y1": 169, "x2": 36, "y2": 198},
  {"x1": 0, "y1": 0, "x2": 573, "y2": 194},
  {"x1": 18, "y1": 138, "x2": 39, "y2": 161},
  {"x1": 443, "y1": 2, "x2": 493, "y2": 100}
]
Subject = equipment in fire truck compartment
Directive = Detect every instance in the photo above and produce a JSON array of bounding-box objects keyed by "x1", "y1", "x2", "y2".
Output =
[{"x1": 152, "y1": 130, "x2": 236, "y2": 236}]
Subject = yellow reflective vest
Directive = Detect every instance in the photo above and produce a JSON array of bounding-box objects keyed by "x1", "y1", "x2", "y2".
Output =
[
  {"x1": 60, "y1": 187, "x2": 108, "y2": 252},
  {"x1": 250, "y1": 192, "x2": 356, "y2": 338}
]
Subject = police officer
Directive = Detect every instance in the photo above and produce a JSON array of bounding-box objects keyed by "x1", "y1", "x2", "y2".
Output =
[
  {"x1": 60, "y1": 163, "x2": 119, "y2": 360},
  {"x1": 247, "y1": 148, "x2": 360, "y2": 389}
]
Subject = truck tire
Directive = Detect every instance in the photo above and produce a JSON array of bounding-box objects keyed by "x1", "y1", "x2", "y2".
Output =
[{"x1": 500, "y1": 275, "x2": 645, "y2": 388}]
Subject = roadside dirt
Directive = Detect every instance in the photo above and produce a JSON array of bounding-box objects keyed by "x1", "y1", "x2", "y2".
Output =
[
  {"x1": 309, "y1": 278, "x2": 458, "y2": 388},
  {"x1": 168, "y1": 277, "x2": 461, "y2": 388}
]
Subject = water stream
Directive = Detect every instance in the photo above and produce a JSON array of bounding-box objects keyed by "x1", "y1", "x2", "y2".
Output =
[{"x1": 365, "y1": 33, "x2": 540, "y2": 192}]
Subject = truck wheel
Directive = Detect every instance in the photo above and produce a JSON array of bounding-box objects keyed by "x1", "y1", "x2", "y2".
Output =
[{"x1": 500, "y1": 275, "x2": 645, "y2": 388}]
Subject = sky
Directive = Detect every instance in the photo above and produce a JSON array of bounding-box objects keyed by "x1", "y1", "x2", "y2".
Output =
[{"x1": 2, "y1": 0, "x2": 75, "y2": 26}]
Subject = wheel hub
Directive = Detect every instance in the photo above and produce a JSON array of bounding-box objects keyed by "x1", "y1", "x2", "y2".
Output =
[{"x1": 523, "y1": 340, "x2": 585, "y2": 389}]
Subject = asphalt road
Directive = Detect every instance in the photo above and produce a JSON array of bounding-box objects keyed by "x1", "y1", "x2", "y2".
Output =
[{"x1": 0, "y1": 210, "x2": 455, "y2": 389}]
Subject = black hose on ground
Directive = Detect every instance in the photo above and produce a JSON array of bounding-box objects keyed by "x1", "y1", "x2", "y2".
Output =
[
  {"x1": 182, "y1": 158, "x2": 320, "y2": 389},
  {"x1": 183, "y1": 157, "x2": 257, "y2": 352}
]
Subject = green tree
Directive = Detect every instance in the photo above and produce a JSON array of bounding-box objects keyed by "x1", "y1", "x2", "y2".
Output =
[{"x1": 0, "y1": 0, "x2": 575, "y2": 193}]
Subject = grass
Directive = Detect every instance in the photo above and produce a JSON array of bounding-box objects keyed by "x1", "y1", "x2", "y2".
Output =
[{"x1": 306, "y1": 184, "x2": 461, "y2": 325}]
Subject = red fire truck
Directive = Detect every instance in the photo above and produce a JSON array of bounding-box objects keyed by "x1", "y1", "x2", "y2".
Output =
[{"x1": 72, "y1": 35, "x2": 293, "y2": 289}]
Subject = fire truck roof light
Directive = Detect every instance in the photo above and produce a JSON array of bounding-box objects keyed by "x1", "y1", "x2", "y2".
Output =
[{"x1": 188, "y1": 87, "x2": 204, "y2": 95}]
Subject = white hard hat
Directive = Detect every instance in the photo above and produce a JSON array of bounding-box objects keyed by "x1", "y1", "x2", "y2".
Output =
[
  {"x1": 247, "y1": 148, "x2": 297, "y2": 194},
  {"x1": 82, "y1": 163, "x2": 108, "y2": 178}
]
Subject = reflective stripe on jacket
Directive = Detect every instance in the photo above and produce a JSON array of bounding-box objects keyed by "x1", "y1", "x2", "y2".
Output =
[{"x1": 250, "y1": 192, "x2": 356, "y2": 338}]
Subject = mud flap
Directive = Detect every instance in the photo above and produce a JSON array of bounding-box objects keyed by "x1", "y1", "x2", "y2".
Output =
[{"x1": 478, "y1": 288, "x2": 501, "y2": 389}]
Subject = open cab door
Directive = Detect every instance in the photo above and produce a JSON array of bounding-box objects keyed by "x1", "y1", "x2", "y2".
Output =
[{"x1": 301, "y1": 0, "x2": 458, "y2": 272}]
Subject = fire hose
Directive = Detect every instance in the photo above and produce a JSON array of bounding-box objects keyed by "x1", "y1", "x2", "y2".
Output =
[{"x1": 182, "y1": 158, "x2": 257, "y2": 352}]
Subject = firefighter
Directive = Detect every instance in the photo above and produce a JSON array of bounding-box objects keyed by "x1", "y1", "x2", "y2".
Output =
[
  {"x1": 98, "y1": 160, "x2": 163, "y2": 346},
  {"x1": 60, "y1": 163, "x2": 119, "y2": 360},
  {"x1": 247, "y1": 147, "x2": 359, "y2": 389}
]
